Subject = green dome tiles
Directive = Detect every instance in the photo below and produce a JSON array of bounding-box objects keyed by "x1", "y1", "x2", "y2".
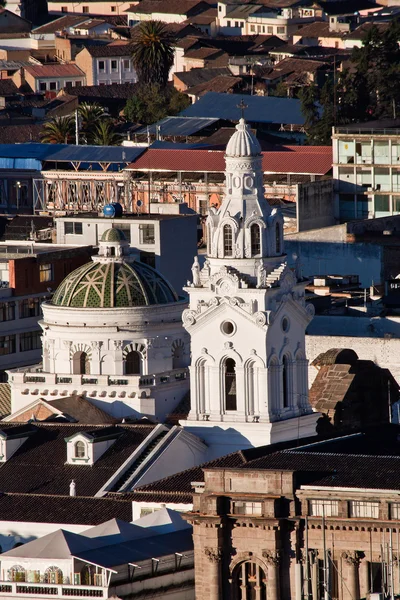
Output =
[
  {"x1": 101, "y1": 228, "x2": 127, "y2": 243},
  {"x1": 51, "y1": 260, "x2": 178, "y2": 308}
]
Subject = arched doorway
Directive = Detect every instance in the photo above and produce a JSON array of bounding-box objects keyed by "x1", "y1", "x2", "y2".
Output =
[
  {"x1": 233, "y1": 561, "x2": 267, "y2": 600},
  {"x1": 224, "y1": 358, "x2": 237, "y2": 411},
  {"x1": 72, "y1": 351, "x2": 90, "y2": 375},
  {"x1": 125, "y1": 350, "x2": 141, "y2": 375}
]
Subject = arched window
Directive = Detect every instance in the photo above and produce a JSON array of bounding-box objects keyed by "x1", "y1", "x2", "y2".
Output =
[
  {"x1": 225, "y1": 358, "x2": 237, "y2": 411},
  {"x1": 275, "y1": 223, "x2": 281, "y2": 255},
  {"x1": 9, "y1": 566, "x2": 26, "y2": 583},
  {"x1": 125, "y1": 350, "x2": 141, "y2": 375},
  {"x1": 72, "y1": 351, "x2": 90, "y2": 375},
  {"x1": 250, "y1": 224, "x2": 261, "y2": 256},
  {"x1": 172, "y1": 341, "x2": 185, "y2": 369},
  {"x1": 223, "y1": 224, "x2": 233, "y2": 257},
  {"x1": 197, "y1": 359, "x2": 206, "y2": 414},
  {"x1": 45, "y1": 567, "x2": 63, "y2": 585},
  {"x1": 74, "y1": 440, "x2": 85, "y2": 458},
  {"x1": 234, "y1": 562, "x2": 267, "y2": 600},
  {"x1": 282, "y1": 355, "x2": 290, "y2": 408}
]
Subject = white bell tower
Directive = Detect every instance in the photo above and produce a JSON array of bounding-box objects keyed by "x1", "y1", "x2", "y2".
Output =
[{"x1": 181, "y1": 119, "x2": 318, "y2": 457}]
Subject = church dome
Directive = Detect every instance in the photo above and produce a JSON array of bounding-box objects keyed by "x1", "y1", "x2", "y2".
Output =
[
  {"x1": 101, "y1": 228, "x2": 127, "y2": 243},
  {"x1": 225, "y1": 118, "x2": 262, "y2": 158},
  {"x1": 51, "y1": 260, "x2": 178, "y2": 308}
]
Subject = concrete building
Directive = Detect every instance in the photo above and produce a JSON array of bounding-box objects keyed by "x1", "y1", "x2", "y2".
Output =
[
  {"x1": 0, "y1": 241, "x2": 93, "y2": 381},
  {"x1": 47, "y1": 0, "x2": 132, "y2": 15},
  {"x1": 14, "y1": 64, "x2": 86, "y2": 93},
  {"x1": 333, "y1": 124, "x2": 400, "y2": 221},
  {"x1": 75, "y1": 44, "x2": 137, "y2": 86},
  {"x1": 55, "y1": 209, "x2": 198, "y2": 295}
]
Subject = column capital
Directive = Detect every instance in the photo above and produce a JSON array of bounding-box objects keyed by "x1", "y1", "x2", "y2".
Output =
[
  {"x1": 342, "y1": 551, "x2": 361, "y2": 566},
  {"x1": 204, "y1": 547, "x2": 222, "y2": 563},
  {"x1": 262, "y1": 550, "x2": 280, "y2": 566}
]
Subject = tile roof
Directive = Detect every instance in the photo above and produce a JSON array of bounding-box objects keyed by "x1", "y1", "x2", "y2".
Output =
[
  {"x1": 0, "y1": 122, "x2": 43, "y2": 144},
  {"x1": 84, "y1": 43, "x2": 133, "y2": 57},
  {"x1": 174, "y1": 67, "x2": 234, "y2": 88},
  {"x1": 32, "y1": 15, "x2": 91, "y2": 34},
  {"x1": 0, "y1": 383, "x2": 10, "y2": 418},
  {"x1": 127, "y1": 146, "x2": 332, "y2": 175},
  {"x1": 0, "y1": 422, "x2": 156, "y2": 496},
  {"x1": 65, "y1": 82, "x2": 139, "y2": 99},
  {"x1": 188, "y1": 74, "x2": 243, "y2": 96},
  {"x1": 131, "y1": 0, "x2": 209, "y2": 16},
  {"x1": 0, "y1": 493, "x2": 133, "y2": 524},
  {"x1": 344, "y1": 21, "x2": 389, "y2": 40},
  {"x1": 24, "y1": 64, "x2": 85, "y2": 79},
  {"x1": 7, "y1": 395, "x2": 118, "y2": 424},
  {"x1": 185, "y1": 47, "x2": 225, "y2": 59}
]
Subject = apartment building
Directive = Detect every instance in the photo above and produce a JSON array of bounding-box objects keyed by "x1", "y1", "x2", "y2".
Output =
[
  {"x1": 75, "y1": 43, "x2": 136, "y2": 86},
  {"x1": 333, "y1": 125, "x2": 400, "y2": 221},
  {"x1": 0, "y1": 242, "x2": 93, "y2": 379},
  {"x1": 16, "y1": 64, "x2": 85, "y2": 93}
]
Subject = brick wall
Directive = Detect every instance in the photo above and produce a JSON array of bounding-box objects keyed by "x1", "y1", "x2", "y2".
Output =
[{"x1": 75, "y1": 48, "x2": 94, "y2": 86}]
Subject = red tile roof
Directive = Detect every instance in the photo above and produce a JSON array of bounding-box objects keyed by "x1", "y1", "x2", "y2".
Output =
[
  {"x1": 24, "y1": 64, "x2": 85, "y2": 79},
  {"x1": 127, "y1": 146, "x2": 332, "y2": 175}
]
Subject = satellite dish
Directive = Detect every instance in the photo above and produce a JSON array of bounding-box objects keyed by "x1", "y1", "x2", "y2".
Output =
[{"x1": 137, "y1": 200, "x2": 143, "y2": 207}]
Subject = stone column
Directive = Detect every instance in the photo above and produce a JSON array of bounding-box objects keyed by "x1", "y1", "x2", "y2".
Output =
[
  {"x1": 359, "y1": 556, "x2": 369, "y2": 599},
  {"x1": 263, "y1": 550, "x2": 280, "y2": 600},
  {"x1": 342, "y1": 551, "x2": 361, "y2": 600},
  {"x1": 204, "y1": 547, "x2": 222, "y2": 600},
  {"x1": 113, "y1": 340, "x2": 124, "y2": 375}
]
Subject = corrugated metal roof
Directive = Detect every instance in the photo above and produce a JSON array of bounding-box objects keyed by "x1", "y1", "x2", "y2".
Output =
[
  {"x1": 127, "y1": 146, "x2": 332, "y2": 175},
  {"x1": 180, "y1": 91, "x2": 305, "y2": 125},
  {"x1": 0, "y1": 143, "x2": 146, "y2": 163},
  {"x1": 136, "y1": 116, "x2": 219, "y2": 136}
]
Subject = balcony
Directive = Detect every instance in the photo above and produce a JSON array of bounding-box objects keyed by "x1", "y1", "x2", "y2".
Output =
[{"x1": 0, "y1": 582, "x2": 107, "y2": 598}]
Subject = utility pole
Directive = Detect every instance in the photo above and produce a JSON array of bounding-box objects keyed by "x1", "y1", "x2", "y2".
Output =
[{"x1": 75, "y1": 109, "x2": 79, "y2": 146}]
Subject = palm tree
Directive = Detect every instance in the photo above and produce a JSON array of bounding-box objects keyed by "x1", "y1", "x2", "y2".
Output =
[
  {"x1": 91, "y1": 120, "x2": 123, "y2": 146},
  {"x1": 131, "y1": 20, "x2": 176, "y2": 87},
  {"x1": 41, "y1": 116, "x2": 75, "y2": 144},
  {"x1": 78, "y1": 102, "x2": 105, "y2": 143}
]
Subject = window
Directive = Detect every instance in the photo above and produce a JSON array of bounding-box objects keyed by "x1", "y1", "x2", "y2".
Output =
[
  {"x1": 234, "y1": 562, "x2": 267, "y2": 600},
  {"x1": 224, "y1": 358, "x2": 237, "y2": 411},
  {"x1": 73, "y1": 351, "x2": 90, "y2": 375},
  {"x1": 350, "y1": 500, "x2": 379, "y2": 519},
  {"x1": 235, "y1": 21, "x2": 239, "y2": 27},
  {"x1": 125, "y1": 350, "x2": 141, "y2": 375},
  {"x1": 227, "y1": 20, "x2": 231, "y2": 26},
  {"x1": 111, "y1": 5, "x2": 116, "y2": 10},
  {"x1": 223, "y1": 224, "x2": 233, "y2": 256},
  {"x1": 309, "y1": 499, "x2": 339, "y2": 517},
  {"x1": 61, "y1": 6, "x2": 68, "y2": 11},
  {"x1": 20, "y1": 331, "x2": 41, "y2": 352},
  {"x1": 250, "y1": 24, "x2": 255, "y2": 31},
  {"x1": 39, "y1": 263, "x2": 53, "y2": 283},
  {"x1": 277, "y1": 26, "x2": 285, "y2": 34},
  {"x1": 49, "y1": 81, "x2": 57, "y2": 91},
  {"x1": 82, "y1": 5, "x2": 89, "y2": 12},
  {"x1": 0, "y1": 302, "x2": 15, "y2": 322},
  {"x1": 390, "y1": 503, "x2": 400, "y2": 519},
  {"x1": 218, "y1": 4, "x2": 222, "y2": 10},
  {"x1": 45, "y1": 567, "x2": 63, "y2": 585},
  {"x1": 64, "y1": 221, "x2": 83, "y2": 235},
  {"x1": 232, "y1": 501, "x2": 262, "y2": 515},
  {"x1": 111, "y1": 60, "x2": 118, "y2": 72},
  {"x1": 240, "y1": 21, "x2": 244, "y2": 27},
  {"x1": 123, "y1": 59, "x2": 131, "y2": 71},
  {"x1": 275, "y1": 223, "x2": 281, "y2": 254},
  {"x1": 74, "y1": 441, "x2": 86, "y2": 458},
  {"x1": 39, "y1": 82, "x2": 46, "y2": 92},
  {"x1": 139, "y1": 224, "x2": 155, "y2": 244},
  {"x1": 250, "y1": 223, "x2": 261, "y2": 256},
  {"x1": 268, "y1": 26, "x2": 273, "y2": 33},
  {"x1": 19, "y1": 298, "x2": 41, "y2": 319},
  {"x1": 282, "y1": 355, "x2": 290, "y2": 408},
  {"x1": 99, "y1": 60, "x2": 105, "y2": 72},
  {"x1": 0, "y1": 334, "x2": 16, "y2": 355},
  {"x1": 9, "y1": 566, "x2": 26, "y2": 583}
]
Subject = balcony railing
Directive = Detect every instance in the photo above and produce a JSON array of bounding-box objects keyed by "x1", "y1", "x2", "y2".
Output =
[
  {"x1": 335, "y1": 127, "x2": 400, "y2": 136},
  {"x1": 20, "y1": 369, "x2": 188, "y2": 388},
  {"x1": 0, "y1": 582, "x2": 106, "y2": 598}
]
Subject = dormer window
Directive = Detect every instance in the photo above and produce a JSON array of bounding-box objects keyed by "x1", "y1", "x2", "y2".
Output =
[{"x1": 74, "y1": 440, "x2": 86, "y2": 459}]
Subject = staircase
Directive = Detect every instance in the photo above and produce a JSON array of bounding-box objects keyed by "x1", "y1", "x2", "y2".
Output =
[
  {"x1": 266, "y1": 263, "x2": 287, "y2": 287},
  {"x1": 112, "y1": 430, "x2": 169, "y2": 492}
]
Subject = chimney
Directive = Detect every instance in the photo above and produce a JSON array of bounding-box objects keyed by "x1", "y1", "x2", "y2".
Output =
[{"x1": 69, "y1": 480, "x2": 76, "y2": 497}]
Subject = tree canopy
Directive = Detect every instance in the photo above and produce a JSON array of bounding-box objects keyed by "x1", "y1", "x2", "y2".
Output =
[
  {"x1": 124, "y1": 84, "x2": 190, "y2": 125},
  {"x1": 131, "y1": 20, "x2": 176, "y2": 87}
]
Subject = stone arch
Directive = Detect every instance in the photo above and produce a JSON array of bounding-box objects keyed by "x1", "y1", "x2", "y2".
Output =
[
  {"x1": 123, "y1": 342, "x2": 147, "y2": 359},
  {"x1": 217, "y1": 346, "x2": 243, "y2": 367},
  {"x1": 231, "y1": 558, "x2": 268, "y2": 600},
  {"x1": 267, "y1": 354, "x2": 279, "y2": 367},
  {"x1": 72, "y1": 351, "x2": 90, "y2": 375},
  {"x1": 230, "y1": 554, "x2": 269, "y2": 575},
  {"x1": 171, "y1": 339, "x2": 186, "y2": 369},
  {"x1": 70, "y1": 343, "x2": 92, "y2": 361}
]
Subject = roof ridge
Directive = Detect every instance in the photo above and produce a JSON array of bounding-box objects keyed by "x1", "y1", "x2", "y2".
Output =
[{"x1": 283, "y1": 450, "x2": 400, "y2": 459}]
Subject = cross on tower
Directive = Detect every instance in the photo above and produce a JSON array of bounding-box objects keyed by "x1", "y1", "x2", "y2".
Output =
[{"x1": 237, "y1": 99, "x2": 248, "y2": 120}]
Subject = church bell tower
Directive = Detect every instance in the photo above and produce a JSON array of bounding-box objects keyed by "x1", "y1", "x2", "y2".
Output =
[{"x1": 181, "y1": 119, "x2": 318, "y2": 456}]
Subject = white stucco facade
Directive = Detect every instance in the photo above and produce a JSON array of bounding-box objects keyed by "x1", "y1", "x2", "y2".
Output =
[{"x1": 181, "y1": 119, "x2": 319, "y2": 455}]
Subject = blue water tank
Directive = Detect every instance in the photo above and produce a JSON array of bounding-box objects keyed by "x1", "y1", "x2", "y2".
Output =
[{"x1": 103, "y1": 202, "x2": 123, "y2": 218}]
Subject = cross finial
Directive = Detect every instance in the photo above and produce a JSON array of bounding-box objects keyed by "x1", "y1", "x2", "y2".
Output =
[{"x1": 237, "y1": 98, "x2": 248, "y2": 120}]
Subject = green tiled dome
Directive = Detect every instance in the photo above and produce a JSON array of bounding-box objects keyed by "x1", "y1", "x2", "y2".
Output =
[
  {"x1": 52, "y1": 260, "x2": 178, "y2": 308},
  {"x1": 101, "y1": 228, "x2": 127, "y2": 243}
]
